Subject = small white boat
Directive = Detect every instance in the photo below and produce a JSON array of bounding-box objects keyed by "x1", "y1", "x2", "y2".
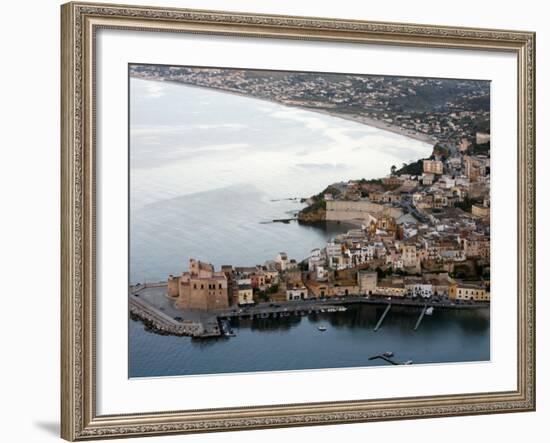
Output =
[
  {"x1": 383, "y1": 351, "x2": 394, "y2": 358},
  {"x1": 404, "y1": 360, "x2": 413, "y2": 365},
  {"x1": 317, "y1": 326, "x2": 327, "y2": 332},
  {"x1": 426, "y1": 307, "x2": 434, "y2": 316}
]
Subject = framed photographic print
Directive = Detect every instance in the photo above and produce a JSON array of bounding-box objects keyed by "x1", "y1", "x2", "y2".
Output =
[{"x1": 61, "y1": 1, "x2": 536, "y2": 440}]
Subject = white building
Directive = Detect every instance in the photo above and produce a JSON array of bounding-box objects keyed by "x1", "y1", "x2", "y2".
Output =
[
  {"x1": 286, "y1": 286, "x2": 308, "y2": 301},
  {"x1": 275, "y1": 252, "x2": 289, "y2": 271},
  {"x1": 406, "y1": 283, "x2": 433, "y2": 298},
  {"x1": 308, "y1": 248, "x2": 325, "y2": 271}
]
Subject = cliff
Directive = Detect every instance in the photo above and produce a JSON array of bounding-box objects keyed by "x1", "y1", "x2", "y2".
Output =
[{"x1": 297, "y1": 207, "x2": 326, "y2": 222}]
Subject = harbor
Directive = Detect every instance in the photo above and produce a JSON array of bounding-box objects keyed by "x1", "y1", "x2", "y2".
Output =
[
  {"x1": 129, "y1": 294, "x2": 490, "y2": 377},
  {"x1": 129, "y1": 283, "x2": 489, "y2": 339}
]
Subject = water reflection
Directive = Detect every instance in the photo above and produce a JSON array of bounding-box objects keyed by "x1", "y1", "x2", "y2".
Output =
[{"x1": 129, "y1": 303, "x2": 490, "y2": 377}]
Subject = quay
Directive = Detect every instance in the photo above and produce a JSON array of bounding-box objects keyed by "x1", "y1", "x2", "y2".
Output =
[
  {"x1": 217, "y1": 303, "x2": 345, "y2": 320},
  {"x1": 129, "y1": 292, "x2": 222, "y2": 338},
  {"x1": 129, "y1": 283, "x2": 489, "y2": 339}
]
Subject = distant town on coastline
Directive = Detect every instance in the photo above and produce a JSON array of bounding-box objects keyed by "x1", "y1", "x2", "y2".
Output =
[{"x1": 129, "y1": 65, "x2": 490, "y2": 375}]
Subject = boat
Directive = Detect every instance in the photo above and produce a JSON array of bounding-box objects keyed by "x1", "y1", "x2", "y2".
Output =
[
  {"x1": 383, "y1": 351, "x2": 394, "y2": 358},
  {"x1": 403, "y1": 360, "x2": 413, "y2": 365},
  {"x1": 317, "y1": 326, "x2": 327, "y2": 332},
  {"x1": 426, "y1": 307, "x2": 434, "y2": 316}
]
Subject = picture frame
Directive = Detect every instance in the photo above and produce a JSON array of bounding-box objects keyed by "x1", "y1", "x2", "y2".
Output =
[{"x1": 61, "y1": 1, "x2": 536, "y2": 440}]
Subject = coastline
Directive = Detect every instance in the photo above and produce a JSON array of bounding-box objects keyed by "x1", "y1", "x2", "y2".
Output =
[
  {"x1": 129, "y1": 284, "x2": 490, "y2": 339},
  {"x1": 131, "y1": 75, "x2": 437, "y2": 148}
]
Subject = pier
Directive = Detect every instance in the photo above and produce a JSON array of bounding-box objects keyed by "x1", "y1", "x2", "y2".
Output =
[
  {"x1": 217, "y1": 303, "x2": 345, "y2": 320},
  {"x1": 414, "y1": 304, "x2": 428, "y2": 331},
  {"x1": 374, "y1": 303, "x2": 392, "y2": 332},
  {"x1": 129, "y1": 295, "x2": 222, "y2": 338},
  {"x1": 368, "y1": 353, "x2": 413, "y2": 366}
]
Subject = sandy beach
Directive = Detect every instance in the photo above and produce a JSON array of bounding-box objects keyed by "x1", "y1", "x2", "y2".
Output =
[{"x1": 132, "y1": 75, "x2": 438, "y2": 148}]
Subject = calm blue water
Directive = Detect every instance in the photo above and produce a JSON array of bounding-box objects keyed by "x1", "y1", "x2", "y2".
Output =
[{"x1": 129, "y1": 304, "x2": 490, "y2": 377}]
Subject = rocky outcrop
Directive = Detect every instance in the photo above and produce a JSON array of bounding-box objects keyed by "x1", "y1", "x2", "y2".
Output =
[{"x1": 297, "y1": 207, "x2": 326, "y2": 222}]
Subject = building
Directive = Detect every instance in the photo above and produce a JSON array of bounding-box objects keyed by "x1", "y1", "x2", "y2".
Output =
[
  {"x1": 464, "y1": 155, "x2": 489, "y2": 182},
  {"x1": 331, "y1": 281, "x2": 359, "y2": 296},
  {"x1": 308, "y1": 248, "x2": 325, "y2": 271},
  {"x1": 458, "y1": 137, "x2": 471, "y2": 152},
  {"x1": 168, "y1": 258, "x2": 229, "y2": 310},
  {"x1": 325, "y1": 200, "x2": 402, "y2": 222},
  {"x1": 449, "y1": 282, "x2": 490, "y2": 301},
  {"x1": 476, "y1": 132, "x2": 491, "y2": 144},
  {"x1": 376, "y1": 280, "x2": 406, "y2": 297},
  {"x1": 401, "y1": 244, "x2": 419, "y2": 268},
  {"x1": 236, "y1": 284, "x2": 254, "y2": 305},
  {"x1": 357, "y1": 270, "x2": 377, "y2": 295},
  {"x1": 286, "y1": 284, "x2": 308, "y2": 301},
  {"x1": 423, "y1": 159, "x2": 444, "y2": 175},
  {"x1": 472, "y1": 204, "x2": 490, "y2": 218},
  {"x1": 275, "y1": 252, "x2": 289, "y2": 271},
  {"x1": 405, "y1": 282, "x2": 433, "y2": 298},
  {"x1": 422, "y1": 173, "x2": 434, "y2": 186},
  {"x1": 305, "y1": 280, "x2": 330, "y2": 298}
]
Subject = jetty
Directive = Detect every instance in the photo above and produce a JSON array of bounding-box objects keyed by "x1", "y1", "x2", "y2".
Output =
[
  {"x1": 368, "y1": 353, "x2": 413, "y2": 366},
  {"x1": 129, "y1": 294, "x2": 222, "y2": 338},
  {"x1": 414, "y1": 304, "x2": 429, "y2": 331},
  {"x1": 374, "y1": 303, "x2": 392, "y2": 332}
]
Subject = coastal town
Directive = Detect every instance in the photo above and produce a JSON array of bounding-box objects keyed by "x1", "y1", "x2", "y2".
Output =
[{"x1": 129, "y1": 66, "x2": 490, "y2": 340}]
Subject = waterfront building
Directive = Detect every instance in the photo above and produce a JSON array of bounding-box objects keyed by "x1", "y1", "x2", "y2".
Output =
[
  {"x1": 449, "y1": 282, "x2": 489, "y2": 301},
  {"x1": 376, "y1": 280, "x2": 406, "y2": 297},
  {"x1": 357, "y1": 270, "x2": 377, "y2": 295},
  {"x1": 305, "y1": 280, "x2": 329, "y2": 298},
  {"x1": 236, "y1": 284, "x2": 254, "y2": 305},
  {"x1": 405, "y1": 281, "x2": 433, "y2": 298},
  {"x1": 286, "y1": 284, "x2": 308, "y2": 301},
  {"x1": 331, "y1": 281, "x2": 359, "y2": 297},
  {"x1": 168, "y1": 258, "x2": 229, "y2": 310}
]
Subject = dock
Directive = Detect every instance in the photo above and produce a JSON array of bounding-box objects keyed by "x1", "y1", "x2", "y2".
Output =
[
  {"x1": 368, "y1": 353, "x2": 413, "y2": 366},
  {"x1": 368, "y1": 354, "x2": 399, "y2": 365},
  {"x1": 129, "y1": 295, "x2": 222, "y2": 338},
  {"x1": 414, "y1": 304, "x2": 428, "y2": 331},
  {"x1": 218, "y1": 303, "x2": 345, "y2": 320},
  {"x1": 374, "y1": 303, "x2": 392, "y2": 332}
]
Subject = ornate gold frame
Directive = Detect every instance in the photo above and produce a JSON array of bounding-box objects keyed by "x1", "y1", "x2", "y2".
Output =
[{"x1": 61, "y1": 1, "x2": 536, "y2": 440}]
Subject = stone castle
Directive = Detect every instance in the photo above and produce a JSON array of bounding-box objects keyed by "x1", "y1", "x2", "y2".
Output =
[{"x1": 167, "y1": 259, "x2": 229, "y2": 310}]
